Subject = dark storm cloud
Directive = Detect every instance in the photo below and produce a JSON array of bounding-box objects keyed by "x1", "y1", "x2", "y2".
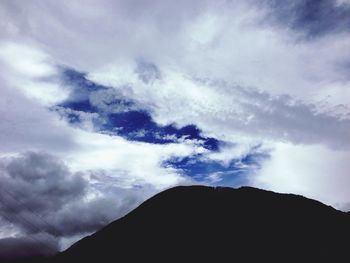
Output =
[
  {"x1": 51, "y1": 187, "x2": 149, "y2": 236},
  {"x1": 1, "y1": 152, "x2": 86, "y2": 213},
  {"x1": 0, "y1": 152, "x2": 152, "y2": 240},
  {"x1": 0, "y1": 233, "x2": 59, "y2": 260},
  {"x1": 0, "y1": 152, "x2": 87, "y2": 236},
  {"x1": 261, "y1": 0, "x2": 350, "y2": 38}
]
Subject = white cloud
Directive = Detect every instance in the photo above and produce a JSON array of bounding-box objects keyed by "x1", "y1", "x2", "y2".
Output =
[
  {"x1": 0, "y1": 82, "x2": 75, "y2": 154},
  {"x1": 64, "y1": 129, "x2": 205, "y2": 187},
  {"x1": 0, "y1": 40, "x2": 205, "y2": 188},
  {"x1": 0, "y1": 43, "x2": 56, "y2": 78},
  {"x1": 2, "y1": 0, "x2": 350, "y2": 109},
  {"x1": 82, "y1": 1, "x2": 350, "y2": 211},
  {"x1": 83, "y1": 2, "x2": 350, "y2": 109},
  {"x1": 0, "y1": 71, "x2": 205, "y2": 189},
  {"x1": 0, "y1": 42, "x2": 69, "y2": 106},
  {"x1": 90, "y1": 67, "x2": 350, "y2": 150},
  {"x1": 251, "y1": 142, "x2": 350, "y2": 209}
]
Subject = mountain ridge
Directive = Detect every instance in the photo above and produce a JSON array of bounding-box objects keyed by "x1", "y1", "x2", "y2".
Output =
[
  {"x1": 5, "y1": 185, "x2": 350, "y2": 262},
  {"x1": 55, "y1": 185, "x2": 350, "y2": 262}
]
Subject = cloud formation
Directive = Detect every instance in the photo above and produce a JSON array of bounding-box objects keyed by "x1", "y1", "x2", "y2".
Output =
[
  {"x1": 0, "y1": 152, "x2": 160, "y2": 253},
  {"x1": 251, "y1": 142, "x2": 350, "y2": 208},
  {"x1": 261, "y1": 0, "x2": 350, "y2": 37},
  {"x1": 0, "y1": 233, "x2": 59, "y2": 260},
  {"x1": 0, "y1": 0, "x2": 350, "y2": 256}
]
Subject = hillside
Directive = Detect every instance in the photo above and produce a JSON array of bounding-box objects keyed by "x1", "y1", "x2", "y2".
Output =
[{"x1": 51, "y1": 185, "x2": 350, "y2": 262}]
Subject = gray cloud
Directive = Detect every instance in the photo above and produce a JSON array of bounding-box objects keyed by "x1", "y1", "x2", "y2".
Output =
[
  {"x1": 0, "y1": 233, "x2": 59, "y2": 260},
  {"x1": 0, "y1": 152, "x2": 87, "y2": 236},
  {"x1": 116, "y1": 72, "x2": 350, "y2": 149},
  {"x1": 135, "y1": 61, "x2": 162, "y2": 84},
  {"x1": 89, "y1": 88, "x2": 141, "y2": 114},
  {"x1": 232, "y1": 86, "x2": 350, "y2": 149},
  {"x1": 0, "y1": 81, "x2": 75, "y2": 154},
  {"x1": 259, "y1": 0, "x2": 350, "y2": 38},
  {"x1": 0, "y1": 0, "x2": 350, "y2": 256},
  {"x1": 0, "y1": 0, "x2": 212, "y2": 71},
  {"x1": 0, "y1": 152, "x2": 155, "y2": 250}
]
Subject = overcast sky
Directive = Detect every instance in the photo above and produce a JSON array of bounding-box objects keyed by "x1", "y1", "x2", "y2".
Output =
[{"x1": 1, "y1": 0, "x2": 350, "y2": 257}]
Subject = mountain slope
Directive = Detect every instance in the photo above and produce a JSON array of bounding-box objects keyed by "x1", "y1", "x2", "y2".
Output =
[{"x1": 54, "y1": 186, "x2": 349, "y2": 262}]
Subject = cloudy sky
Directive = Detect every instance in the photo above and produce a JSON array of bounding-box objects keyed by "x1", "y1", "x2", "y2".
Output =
[{"x1": 1, "y1": 0, "x2": 350, "y2": 257}]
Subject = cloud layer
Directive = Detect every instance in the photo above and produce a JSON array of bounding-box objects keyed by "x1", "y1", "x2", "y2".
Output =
[
  {"x1": 1, "y1": 0, "x2": 350, "y2": 256},
  {"x1": 0, "y1": 152, "x2": 159, "y2": 252}
]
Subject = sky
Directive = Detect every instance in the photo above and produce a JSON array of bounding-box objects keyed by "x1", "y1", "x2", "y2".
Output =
[{"x1": 0, "y1": 0, "x2": 350, "y2": 257}]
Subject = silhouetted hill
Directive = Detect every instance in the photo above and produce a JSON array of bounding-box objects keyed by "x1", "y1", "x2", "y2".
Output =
[{"x1": 9, "y1": 186, "x2": 350, "y2": 262}]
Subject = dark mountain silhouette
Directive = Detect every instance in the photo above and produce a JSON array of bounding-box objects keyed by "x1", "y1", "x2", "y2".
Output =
[{"x1": 6, "y1": 186, "x2": 350, "y2": 262}]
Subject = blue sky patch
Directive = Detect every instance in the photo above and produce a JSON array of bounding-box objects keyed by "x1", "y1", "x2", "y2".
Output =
[
  {"x1": 55, "y1": 68, "x2": 221, "y2": 150},
  {"x1": 163, "y1": 151, "x2": 268, "y2": 187},
  {"x1": 103, "y1": 111, "x2": 220, "y2": 149}
]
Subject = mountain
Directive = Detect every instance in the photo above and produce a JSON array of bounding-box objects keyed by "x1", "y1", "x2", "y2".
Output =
[
  {"x1": 46, "y1": 185, "x2": 349, "y2": 262},
  {"x1": 5, "y1": 186, "x2": 348, "y2": 263}
]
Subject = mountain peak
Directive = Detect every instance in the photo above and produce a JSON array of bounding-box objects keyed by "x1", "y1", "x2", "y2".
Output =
[{"x1": 49, "y1": 185, "x2": 350, "y2": 262}]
